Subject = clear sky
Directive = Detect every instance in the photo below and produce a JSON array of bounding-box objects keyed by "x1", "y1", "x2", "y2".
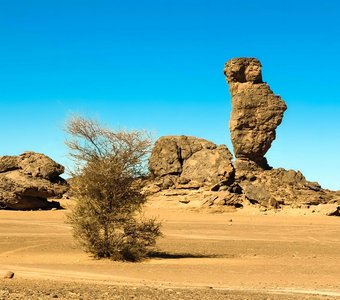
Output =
[{"x1": 1, "y1": 0, "x2": 339, "y2": 190}]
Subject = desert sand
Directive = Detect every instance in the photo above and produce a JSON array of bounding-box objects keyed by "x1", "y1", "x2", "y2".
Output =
[{"x1": 1, "y1": 199, "x2": 340, "y2": 299}]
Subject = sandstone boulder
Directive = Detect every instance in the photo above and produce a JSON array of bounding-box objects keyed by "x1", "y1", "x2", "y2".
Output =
[
  {"x1": 313, "y1": 204, "x2": 340, "y2": 216},
  {"x1": 0, "y1": 156, "x2": 18, "y2": 173},
  {"x1": 149, "y1": 136, "x2": 234, "y2": 189},
  {"x1": 224, "y1": 58, "x2": 287, "y2": 168},
  {"x1": 17, "y1": 152, "x2": 65, "y2": 179},
  {"x1": 0, "y1": 152, "x2": 68, "y2": 210},
  {"x1": 181, "y1": 145, "x2": 234, "y2": 187},
  {"x1": 0, "y1": 152, "x2": 64, "y2": 179},
  {"x1": 149, "y1": 136, "x2": 216, "y2": 177}
]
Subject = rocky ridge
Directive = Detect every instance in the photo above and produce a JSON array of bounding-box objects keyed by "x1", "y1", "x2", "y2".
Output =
[
  {"x1": 0, "y1": 152, "x2": 68, "y2": 210},
  {"x1": 145, "y1": 58, "x2": 340, "y2": 215}
]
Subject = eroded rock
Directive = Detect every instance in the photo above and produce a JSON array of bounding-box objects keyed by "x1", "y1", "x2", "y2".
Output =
[
  {"x1": 0, "y1": 152, "x2": 68, "y2": 210},
  {"x1": 149, "y1": 136, "x2": 234, "y2": 189},
  {"x1": 145, "y1": 58, "x2": 339, "y2": 215},
  {"x1": 17, "y1": 152, "x2": 65, "y2": 180},
  {"x1": 224, "y1": 57, "x2": 287, "y2": 168},
  {"x1": 181, "y1": 145, "x2": 234, "y2": 187},
  {"x1": 237, "y1": 167, "x2": 335, "y2": 208}
]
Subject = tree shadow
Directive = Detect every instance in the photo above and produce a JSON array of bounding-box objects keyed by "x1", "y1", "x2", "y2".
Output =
[{"x1": 148, "y1": 251, "x2": 219, "y2": 259}]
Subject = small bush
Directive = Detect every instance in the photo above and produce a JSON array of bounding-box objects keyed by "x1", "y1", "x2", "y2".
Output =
[{"x1": 65, "y1": 116, "x2": 161, "y2": 261}]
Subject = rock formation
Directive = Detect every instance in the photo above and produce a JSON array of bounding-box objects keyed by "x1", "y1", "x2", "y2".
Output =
[
  {"x1": 148, "y1": 136, "x2": 234, "y2": 190},
  {"x1": 234, "y1": 167, "x2": 335, "y2": 208},
  {"x1": 147, "y1": 135, "x2": 337, "y2": 212},
  {"x1": 224, "y1": 58, "x2": 287, "y2": 169},
  {"x1": 145, "y1": 57, "x2": 340, "y2": 216},
  {"x1": 0, "y1": 152, "x2": 68, "y2": 210}
]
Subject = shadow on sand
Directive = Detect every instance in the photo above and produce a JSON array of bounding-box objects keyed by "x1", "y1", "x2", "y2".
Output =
[{"x1": 148, "y1": 251, "x2": 219, "y2": 259}]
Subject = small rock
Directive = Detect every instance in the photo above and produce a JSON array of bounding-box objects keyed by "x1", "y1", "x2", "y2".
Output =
[
  {"x1": 179, "y1": 198, "x2": 190, "y2": 204},
  {"x1": 4, "y1": 271, "x2": 14, "y2": 279},
  {"x1": 142, "y1": 184, "x2": 161, "y2": 195}
]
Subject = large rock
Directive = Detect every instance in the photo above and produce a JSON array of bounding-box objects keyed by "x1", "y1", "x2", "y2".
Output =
[
  {"x1": 0, "y1": 152, "x2": 64, "y2": 179},
  {"x1": 181, "y1": 145, "x2": 234, "y2": 186},
  {"x1": 224, "y1": 58, "x2": 287, "y2": 168},
  {"x1": 17, "y1": 152, "x2": 65, "y2": 180},
  {"x1": 149, "y1": 136, "x2": 216, "y2": 177},
  {"x1": 0, "y1": 152, "x2": 68, "y2": 210},
  {"x1": 149, "y1": 136, "x2": 234, "y2": 189}
]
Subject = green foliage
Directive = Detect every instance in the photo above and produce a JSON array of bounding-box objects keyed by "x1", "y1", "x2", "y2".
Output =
[{"x1": 65, "y1": 116, "x2": 161, "y2": 261}]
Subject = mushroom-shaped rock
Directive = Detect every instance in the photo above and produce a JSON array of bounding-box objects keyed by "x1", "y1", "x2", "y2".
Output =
[{"x1": 0, "y1": 152, "x2": 68, "y2": 210}]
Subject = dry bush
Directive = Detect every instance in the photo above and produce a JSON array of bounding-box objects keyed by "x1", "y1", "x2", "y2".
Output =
[{"x1": 65, "y1": 116, "x2": 161, "y2": 261}]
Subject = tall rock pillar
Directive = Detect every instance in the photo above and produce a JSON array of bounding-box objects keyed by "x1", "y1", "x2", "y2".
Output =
[{"x1": 224, "y1": 58, "x2": 287, "y2": 169}]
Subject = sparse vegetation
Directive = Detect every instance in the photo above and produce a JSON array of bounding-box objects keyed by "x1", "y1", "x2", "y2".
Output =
[{"x1": 65, "y1": 116, "x2": 161, "y2": 261}]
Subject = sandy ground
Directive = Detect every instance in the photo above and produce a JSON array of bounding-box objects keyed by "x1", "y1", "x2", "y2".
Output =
[{"x1": 1, "y1": 199, "x2": 340, "y2": 299}]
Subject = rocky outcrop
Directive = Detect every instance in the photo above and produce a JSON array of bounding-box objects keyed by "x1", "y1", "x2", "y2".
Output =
[
  {"x1": 148, "y1": 136, "x2": 234, "y2": 190},
  {"x1": 145, "y1": 58, "x2": 339, "y2": 216},
  {"x1": 147, "y1": 160, "x2": 338, "y2": 214},
  {"x1": 224, "y1": 58, "x2": 287, "y2": 168},
  {"x1": 0, "y1": 152, "x2": 68, "y2": 210},
  {"x1": 235, "y1": 167, "x2": 335, "y2": 208}
]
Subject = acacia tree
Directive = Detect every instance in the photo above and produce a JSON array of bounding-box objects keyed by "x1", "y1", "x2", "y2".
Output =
[{"x1": 65, "y1": 116, "x2": 161, "y2": 261}]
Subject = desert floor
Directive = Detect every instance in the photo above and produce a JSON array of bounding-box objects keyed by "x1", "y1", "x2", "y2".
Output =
[{"x1": 1, "y1": 200, "x2": 340, "y2": 299}]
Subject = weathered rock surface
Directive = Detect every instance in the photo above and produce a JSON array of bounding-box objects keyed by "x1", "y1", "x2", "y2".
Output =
[
  {"x1": 235, "y1": 167, "x2": 335, "y2": 208},
  {"x1": 145, "y1": 58, "x2": 339, "y2": 217},
  {"x1": 148, "y1": 136, "x2": 234, "y2": 190},
  {"x1": 224, "y1": 58, "x2": 287, "y2": 168},
  {"x1": 0, "y1": 152, "x2": 68, "y2": 210}
]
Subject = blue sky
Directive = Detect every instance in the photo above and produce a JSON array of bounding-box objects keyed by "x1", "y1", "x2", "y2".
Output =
[{"x1": 0, "y1": 0, "x2": 339, "y2": 190}]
